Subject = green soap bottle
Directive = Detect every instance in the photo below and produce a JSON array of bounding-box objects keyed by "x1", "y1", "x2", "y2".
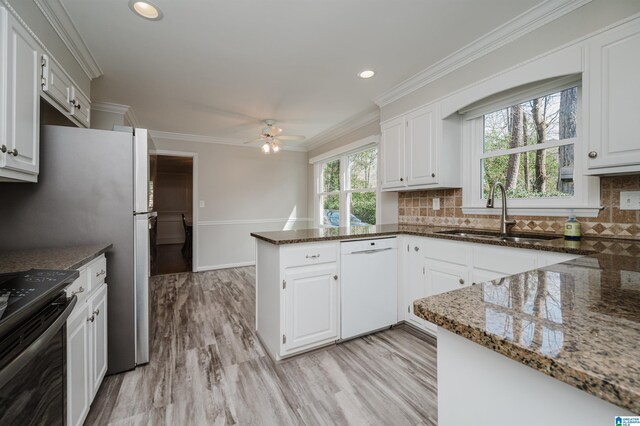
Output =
[{"x1": 564, "y1": 210, "x2": 582, "y2": 241}]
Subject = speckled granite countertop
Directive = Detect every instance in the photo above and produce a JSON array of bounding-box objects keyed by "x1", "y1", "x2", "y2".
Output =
[
  {"x1": 251, "y1": 224, "x2": 603, "y2": 255},
  {"x1": 415, "y1": 241, "x2": 640, "y2": 413},
  {"x1": 0, "y1": 244, "x2": 112, "y2": 273}
]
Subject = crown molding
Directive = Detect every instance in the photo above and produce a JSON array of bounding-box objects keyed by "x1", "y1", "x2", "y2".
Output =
[
  {"x1": 148, "y1": 130, "x2": 308, "y2": 152},
  {"x1": 305, "y1": 107, "x2": 380, "y2": 151},
  {"x1": 91, "y1": 101, "x2": 140, "y2": 128},
  {"x1": 32, "y1": 0, "x2": 102, "y2": 79},
  {"x1": 372, "y1": 0, "x2": 592, "y2": 108}
]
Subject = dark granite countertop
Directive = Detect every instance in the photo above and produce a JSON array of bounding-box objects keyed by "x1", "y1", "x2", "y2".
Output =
[
  {"x1": 251, "y1": 223, "x2": 605, "y2": 255},
  {"x1": 415, "y1": 241, "x2": 640, "y2": 413},
  {"x1": 0, "y1": 244, "x2": 112, "y2": 273}
]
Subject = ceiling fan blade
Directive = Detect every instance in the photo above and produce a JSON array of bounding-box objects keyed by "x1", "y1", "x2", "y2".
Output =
[
  {"x1": 276, "y1": 135, "x2": 306, "y2": 141},
  {"x1": 243, "y1": 138, "x2": 264, "y2": 144}
]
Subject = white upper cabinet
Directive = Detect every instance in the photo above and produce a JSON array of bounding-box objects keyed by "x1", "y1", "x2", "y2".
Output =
[
  {"x1": 381, "y1": 103, "x2": 461, "y2": 191},
  {"x1": 586, "y1": 19, "x2": 640, "y2": 174},
  {"x1": 381, "y1": 116, "x2": 405, "y2": 189},
  {"x1": 41, "y1": 54, "x2": 91, "y2": 128},
  {"x1": 0, "y1": 8, "x2": 41, "y2": 182}
]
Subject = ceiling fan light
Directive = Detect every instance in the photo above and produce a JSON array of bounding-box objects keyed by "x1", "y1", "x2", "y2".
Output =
[
  {"x1": 261, "y1": 142, "x2": 271, "y2": 154},
  {"x1": 272, "y1": 143, "x2": 281, "y2": 153}
]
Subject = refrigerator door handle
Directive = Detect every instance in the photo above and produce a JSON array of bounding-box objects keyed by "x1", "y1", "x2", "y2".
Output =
[{"x1": 134, "y1": 211, "x2": 157, "y2": 217}]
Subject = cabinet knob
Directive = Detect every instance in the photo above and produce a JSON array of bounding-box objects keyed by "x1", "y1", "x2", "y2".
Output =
[
  {"x1": 75, "y1": 102, "x2": 81, "y2": 110},
  {"x1": 333, "y1": 275, "x2": 338, "y2": 280},
  {"x1": 0, "y1": 145, "x2": 6, "y2": 153},
  {"x1": 71, "y1": 286, "x2": 84, "y2": 296},
  {"x1": 88, "y1": 315, "x2": 95, "y2": 323},
  {"x1": 431, "y1": 173, "x2": 436, "y2": 178},
  {"x1": 400, "y1": 178, "x2": 404, "y2": 182},
  {"x1": 414, "y1": 246, "x2": 420, "y2": 252},
  {"x1": 588, "y1": 151, "x2": 598, "y2": 159},
  {"x1": 459, "y1": 278, "x2": 465, "y2": 285},
  {"x1": 93, "y1": 309, "x2": 100, "y2": 316}
]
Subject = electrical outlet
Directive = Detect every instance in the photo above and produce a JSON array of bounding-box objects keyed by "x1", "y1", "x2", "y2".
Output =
[
  {"x1": 432, "y1": 198, "x2": 440, "y2": 210},
  {"x1": 620, "y1": 191, "x2": 640, "y2": 210},
  {"x1": 199, "y1": 200, "x2": 205, "y2": 208}
]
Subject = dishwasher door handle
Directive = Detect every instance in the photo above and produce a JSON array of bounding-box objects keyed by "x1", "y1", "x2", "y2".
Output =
[{"x1": 349, "y1": 247, "x2": 394, "y2": 255}]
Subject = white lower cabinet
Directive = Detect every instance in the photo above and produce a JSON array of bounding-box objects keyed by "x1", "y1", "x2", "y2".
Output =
[
  {"x1": 402, "y1": 238, "x2": 580, "y2": 336},
  {"x1": 282, "y1": 264, "x2": 338, "y2": 353},
  {"x1": 66, "y1": 255, "x2": 108, "y2": 426},
  {"x1": 88, "y1": 283, "x2": 108, "y2": 399},
  {"x1": 256, "y1": 240, "x2": 340, "y2": 360},
  {"x1": 66, "y1": 304, "x2": 90, "y2": 426}
]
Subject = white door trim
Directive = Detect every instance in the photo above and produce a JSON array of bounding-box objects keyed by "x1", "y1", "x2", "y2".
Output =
[{"x1": 150, "y1": 149, "x2": 199, "y2": 272}]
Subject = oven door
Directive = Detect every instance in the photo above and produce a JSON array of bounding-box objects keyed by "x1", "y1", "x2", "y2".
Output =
[{"x1": 0, "y1": 295, "x2": 77, "y2": 425}]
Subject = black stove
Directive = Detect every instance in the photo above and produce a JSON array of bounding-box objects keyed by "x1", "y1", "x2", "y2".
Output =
[{"x1": 0, "y1": 269, "x2": 79, "y2": 339}]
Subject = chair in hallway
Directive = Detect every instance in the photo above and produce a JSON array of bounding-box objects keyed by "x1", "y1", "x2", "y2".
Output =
[{"x1": 181, "y1": 213, "x2": 192, "y2": 260}]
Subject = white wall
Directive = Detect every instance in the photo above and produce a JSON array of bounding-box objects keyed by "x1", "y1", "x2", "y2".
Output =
[
  {"x1": 152, "y1": 138, "x2": 310, "y2": 270},
  {"x1": 5, "y1": 0, "x2": 91, "y2": 95},
  {"x1": 307, "y1": 121, "x2": 398, "y2": 225},
  {"x1": 380, "y1": 0, "x2": 640, "y2": 122}
]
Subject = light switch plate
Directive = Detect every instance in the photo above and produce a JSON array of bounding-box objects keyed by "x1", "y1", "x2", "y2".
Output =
[
  {"x1": 620, "y1": 191, "x2": 640, "y2": 210},
  {"x1": 432, "y1": 198, "x2": 440, "y2": 210},
  {"x1": 199, "y1": 200, "x2": 205, "y2": 208}
]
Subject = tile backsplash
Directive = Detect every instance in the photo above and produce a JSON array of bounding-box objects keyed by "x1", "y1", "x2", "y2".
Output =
[{"x1": 398, "y1": 175, "x2": 640, "y2": 240}]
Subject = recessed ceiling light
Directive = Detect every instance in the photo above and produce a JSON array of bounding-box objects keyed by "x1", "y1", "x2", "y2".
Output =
[
  {"x1": 128, "y1": 1, "x2": 163, "y2": 21},
  {"x1": 358, "y1": 70, "x2": 375, "y2": 79}
]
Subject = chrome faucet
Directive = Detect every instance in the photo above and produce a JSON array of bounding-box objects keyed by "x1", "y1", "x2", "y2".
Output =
[{"x1": 486, "y1": 182, "x2": 516, "y2": 236}]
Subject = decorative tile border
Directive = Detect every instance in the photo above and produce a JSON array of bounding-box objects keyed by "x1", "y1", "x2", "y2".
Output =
[{"x1": 398, "y1": 175, "x2": 640, "y2": 240}]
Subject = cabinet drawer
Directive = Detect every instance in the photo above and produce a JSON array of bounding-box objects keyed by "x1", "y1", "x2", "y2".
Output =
[
  {"x1": 473, "y1": 245, "x2": 536, "y2": 275},
  {"x1": 66, "y1": 268, "x2": 89, "y2": 304},
  {"x1": 423, "y1": 238, "x2": 471, "y2": 266},
  {"x1": 282, "y1": 243, "x2": 337, "y2": 268},
  {"x1": 88, "y1": 256, "x2": 107, "y2": 291}
]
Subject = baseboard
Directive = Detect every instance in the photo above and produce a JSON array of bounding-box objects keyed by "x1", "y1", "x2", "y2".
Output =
[{"x1": 196, "y1": 261, "x2": 255, "y2": 272}]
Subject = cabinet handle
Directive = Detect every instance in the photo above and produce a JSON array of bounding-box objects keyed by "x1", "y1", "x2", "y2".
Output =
[
  {"x1": 71, "y1": 286, "x2": 84, "y2": 296},
  {"x1": 400, "y1": 178, "x2": 404, "y2": 182},
  {"x1": 333, "y1": 275, "x2": 338, "y2": 280},
  {"x1": 9, "y1": 148, "x2": 18, "y2": 157},
  {"x1": 0, "y1": 145, "x2": 17, "y2": 156},
  {"x1": 588, "y1": 151, "x2": 598, "y2": 159},
  {"x1": 459, "y1": 278, "x2": 465, "y2": 285},
  {"x1": 88, "y1": 315, "x2": 95, "y2": 323},
  {"x1": 431, "y1": 173, "x2": 436, "y2": 178},
  {"x1": 93, "y1": 309, "x2": 100, "y2": 316},
  {"x1": 0, "y1": 145, "x2": 6, "y2": 153},
  {"x1": 75, "y1": 102, "x2": 81, "y2": 110},
  {"x1": 414, "y1": 246, "x2": 419, "y2": 252},
  {"x1": 305, "y1": 254, "x2": 320, "y2": 259},
  {"x1": 96, "y1": 269, "x2": 106, "y2": 277}
]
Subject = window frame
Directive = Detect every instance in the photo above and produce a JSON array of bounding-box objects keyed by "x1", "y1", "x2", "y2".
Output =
[
  {"x1": 313, "y1": 144, "x2": 381, "y2": 228},
  {"x1": 461, "y1": 79, "x2": 601, "y2": 217}
]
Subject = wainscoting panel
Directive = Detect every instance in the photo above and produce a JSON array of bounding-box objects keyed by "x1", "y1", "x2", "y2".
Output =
[{"x1": 196, "y1": 218, "x2": 312, "y2": 271}]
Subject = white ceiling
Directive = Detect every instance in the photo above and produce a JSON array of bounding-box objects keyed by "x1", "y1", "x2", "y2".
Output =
[{"x1": 62, "y1": 0, "x2": 544, "y2": 148}]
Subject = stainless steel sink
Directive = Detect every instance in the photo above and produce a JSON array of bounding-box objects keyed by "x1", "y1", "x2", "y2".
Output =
[{"x1": 435, "y1": 229, "x2": 561, "y2": 244}]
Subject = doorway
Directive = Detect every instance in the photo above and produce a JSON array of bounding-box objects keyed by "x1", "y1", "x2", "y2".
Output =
[{"x1": 150, "y1": 153, "x2": 197, "y2": 275}]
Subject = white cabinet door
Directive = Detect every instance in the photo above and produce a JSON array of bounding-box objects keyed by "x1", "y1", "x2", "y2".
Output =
[
  {"x1": 67, "y1": 304, "x2": 90, "y2": 426},
  {"x1": 406, "y1": 105, "x2": 438, "y2": 186},
  {"x1": 381, "y1": 117, "x2": 406, "y2": 189},
  {"x1": 587, "y1": 19, "x2": 640, "y2": 170},
  {"x1": 69, "y1": 85, "x2": 90, "y2": 128},
  {"x1": 405, "y1": 238, "x2": 426, "y2": 328},
  {"x1": 41, "y1": 54, "x2": 72, "y2": 113},
  {"x1": 88, "y1": 284, "x2": 108, "y2": 399},
  {"x1": 283, "y1": 264, "x2": 338, "y2": 352},
  {"x1": 2, "y1": 10, "x2": 40, "y2": 177},
  {"x1": 424, "y1": 259, "x2": 470, "y2": 296}
]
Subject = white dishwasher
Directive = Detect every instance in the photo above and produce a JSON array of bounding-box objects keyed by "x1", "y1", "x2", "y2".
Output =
[{"x1": 340, "y1": 237, "x2": 398, "y2": 340}]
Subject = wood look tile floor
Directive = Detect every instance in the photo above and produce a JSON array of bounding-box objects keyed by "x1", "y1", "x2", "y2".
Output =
[{"x1": 86, "y1": 267, "x2": 438, "y2": 426}]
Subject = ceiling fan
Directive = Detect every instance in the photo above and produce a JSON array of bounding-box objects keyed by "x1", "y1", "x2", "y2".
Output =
[{"x1": 244, "y1": 119, "x2": 305, "y2": 154}]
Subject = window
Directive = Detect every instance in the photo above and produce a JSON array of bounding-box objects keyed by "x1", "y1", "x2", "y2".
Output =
[
  {"x1": 462, "y1": 79, "x2": 600, "y2": 217},
  {"x1": 315, "y1": 146, "x2": 378, "y2": 227}
]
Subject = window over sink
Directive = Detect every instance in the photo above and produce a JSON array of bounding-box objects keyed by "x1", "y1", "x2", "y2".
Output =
[{"x1": 461, "y1": 77, "x2": 600, "y2": 217}]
